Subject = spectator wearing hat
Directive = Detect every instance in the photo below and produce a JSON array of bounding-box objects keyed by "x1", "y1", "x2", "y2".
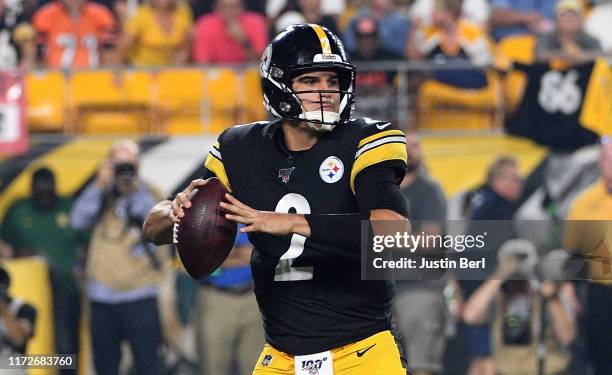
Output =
[
  {"x1": 1, "y1": 167, "x2": 81, "y2": 373},
  {"x1": 350, "y1": 17, "x2": 402, "y2": 119},
  {"x1": 535, "y1": 0, "x2": 603, "y2": 65},
  {"x1": 344, "y1": 0, "x2": 411, "y2": 57}
]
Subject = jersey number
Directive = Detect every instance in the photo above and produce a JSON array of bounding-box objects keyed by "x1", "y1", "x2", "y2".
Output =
[
  {"x1": 56, "y1": 33, "x2": 99, "y2": 68},
  {"x1": 538, "y1": 70, "x2": 582, "y2": 115},
  {"x1": 274, "y1": 193, "x2": 313, "y2": 281}
]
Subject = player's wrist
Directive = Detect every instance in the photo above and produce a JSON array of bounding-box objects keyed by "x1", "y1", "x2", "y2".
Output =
[{"x1": 289, "y1": 214, "x2": 311, "y2": 237}]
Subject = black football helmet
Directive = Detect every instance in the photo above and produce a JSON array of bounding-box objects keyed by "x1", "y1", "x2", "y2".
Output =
[{"x1": 260, "y1": 24, "x2": 356, "y2": 131}]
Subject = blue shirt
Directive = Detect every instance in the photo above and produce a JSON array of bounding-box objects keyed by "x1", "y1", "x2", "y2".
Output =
[
  {"x1": 343, "y1": 9, "x2": 411, "y2": 57},
  {"x1": 203, "y1": 228, "x2": 252, "y2": 288},
  {"x1": 491, "y1": 0, "x2": 556, "y2": 40}
]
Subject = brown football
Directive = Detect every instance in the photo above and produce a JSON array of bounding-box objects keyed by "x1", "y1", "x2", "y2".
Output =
[{"x1": 173, "y1": 178, "x2": 237, "y2": 279}]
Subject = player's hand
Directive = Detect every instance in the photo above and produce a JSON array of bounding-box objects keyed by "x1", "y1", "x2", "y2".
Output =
[
  {"x1": 170, "y1": 179, "x2": 208, "y2": 223},
  {"x1": 221, "y1": 194, "x2": 305, "y2": 236}
]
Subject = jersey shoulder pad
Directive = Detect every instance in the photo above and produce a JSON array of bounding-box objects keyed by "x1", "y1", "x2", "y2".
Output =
[
  {"x1": 349, "y1": 117, "x2": 407, "y2": 192},
  {"x1": 218, "y1": 121, "x2": 269, "y2": 148}
]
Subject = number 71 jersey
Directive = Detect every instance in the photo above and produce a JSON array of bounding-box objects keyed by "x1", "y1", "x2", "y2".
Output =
[
  {"x1": 33, "y1": 2, "x2": 116, "y2": 69},
  {"x1": 204, "y1": 118, "x2": 407, "y2": 355}
]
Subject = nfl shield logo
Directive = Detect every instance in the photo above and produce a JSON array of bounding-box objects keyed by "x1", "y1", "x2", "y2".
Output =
[{"x1": 279, "y1": 167, "x2": 295, "y2": 183}]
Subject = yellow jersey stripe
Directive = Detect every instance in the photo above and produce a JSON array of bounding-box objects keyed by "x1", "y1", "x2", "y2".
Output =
[
  {"x1": 204, "y1": 153, "x2": 232, "y2": 192},
  {"x1": 350, "y1": 142, "x2": 407, "y2": 192},
  {"x1": 309, "y1": 24, "x2": 332, "y2": 54},
  {"x1": 358, "y1": 129, "x2": 404, "y2": 149},
  {"x1": 213, "y1": 141, "x2": 220, "y2": 150}
]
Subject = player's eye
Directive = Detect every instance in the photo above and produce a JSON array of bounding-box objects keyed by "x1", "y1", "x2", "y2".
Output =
[{"x1": 328, "y1": 78, "x2": 339, "y2": 87}]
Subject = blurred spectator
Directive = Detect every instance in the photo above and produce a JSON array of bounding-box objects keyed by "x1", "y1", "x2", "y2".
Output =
[
  {"x1": 471, "y1": 156, "x2": 524, "y2": 221},
  {"x1": 535, "y1": 0, "x2": 603, "y2": 65},
  {"x1": 458, "y1": 156, "x2": 525, "y2": 375},
  {"x1": 267, "y1": 0, "x2": 345, "y2": 20},
  {"x1": 71, "y1": 139, "x2": 168, "y2": 375},
  {"x1": 1, "y1": 167, "x2": 81, "y2": 373},
  {"x1": 189, "y1": 0, "x2": 265, "y2": 21},
  {"x1": 195, "y1": 228, "x2": 264, "y2": 375},
  {"x1": 406, "y1": 0, "x2": 493, "y2": 89},
  {"x1": 344, "y1": 0, "x2": 411, "y2": 57},
  {"x1": 393, "y1": 130, "x2": 448, "y2": 375},
  {"x1": 490, "y1": 0, "x2": 556, "y2": 41},
  {"x1": 0, "y1": 266, "x2": 37, "y2": 358},
  {"x1": 350, "y1": 17, "x2": 401, "y2": 118},
  {"x1": 0, "y1": 0, "x2": 36, "y2": 69},
  {"x1": 192, "y1": 0, "x2": 267, "y2": 64},
  {"x1": 273, "y1": 0, "x2": 339, "y2": 36},
  {"x1": 32, "y1": 0, "x2": 116, "y2": 68},
  {"x1": 462, "y1": 245, "x2": 576, "y2": 375},
  {"x1": 409, "y1": 0, "x2": 490, "y2": 28},
  {"x1": 113, "y1": 0, "x2": 192, "y2": 66},
  {"x1": 584, "y1": 0, "x2": 612, "y2": 54},
  {"x1": 563, "y1": 135, "x2": 612, "y2": 375}
]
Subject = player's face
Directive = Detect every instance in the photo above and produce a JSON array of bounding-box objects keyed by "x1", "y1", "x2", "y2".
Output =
[{"x1": 291, "y1": 71, "x2": 341, "y2": 113}]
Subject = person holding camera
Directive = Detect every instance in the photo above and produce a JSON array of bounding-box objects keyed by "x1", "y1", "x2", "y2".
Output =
[
  {"x1": 0, "y1": 266, "x2": 37, "y2": 363},
  {"x1": 71, "y1": 139, "x2": 168, "y2": 375},
  {"x1": 462, "y1": 240, "x2": 576, "y2": 375}
]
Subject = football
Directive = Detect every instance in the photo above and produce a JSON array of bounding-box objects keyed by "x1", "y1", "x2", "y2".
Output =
[{"x1": 173, "y1": 177, "x2": 237, "y2": 279}]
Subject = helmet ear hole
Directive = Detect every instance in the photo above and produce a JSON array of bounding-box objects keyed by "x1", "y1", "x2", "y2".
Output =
[{"x1": 279, "y1": 102, "x2": 291, "y2": 112}]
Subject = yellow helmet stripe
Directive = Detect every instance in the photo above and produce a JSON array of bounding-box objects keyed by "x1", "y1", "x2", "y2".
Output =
[{"x1": 309, "y1": 24, "x2": 332, "y2": 54}]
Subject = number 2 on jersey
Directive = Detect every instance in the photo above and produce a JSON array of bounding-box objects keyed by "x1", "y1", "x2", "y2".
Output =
[{"x1": 274, "y1": 193, "x2": 313, "y2": 281}]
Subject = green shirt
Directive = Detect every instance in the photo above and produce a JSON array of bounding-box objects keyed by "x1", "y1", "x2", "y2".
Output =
[{"x1": 2, "y1": 197, "x2": 81, "y2": 294}]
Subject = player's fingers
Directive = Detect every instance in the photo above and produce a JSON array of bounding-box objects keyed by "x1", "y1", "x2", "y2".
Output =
[
  {"x1": 225, "y1": 213, "x2": 255, "y2": 224},
  {"x1": 225, "y1": 193, "x2": 251, "y2": 210},
  {"x1": 187, "y1": 178, "x2": 207, "y2": 190},
  {"x1": 220, "y1": 201, "x2": 256, "y2": 218},
  {"x1": 241, "y1": 223, "x2": 258, "y2": 233}
]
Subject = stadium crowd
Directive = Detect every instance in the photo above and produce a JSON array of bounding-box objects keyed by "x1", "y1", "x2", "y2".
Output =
[{"x1": 0, "y1": 0, "x2": 609, "y2": 374}]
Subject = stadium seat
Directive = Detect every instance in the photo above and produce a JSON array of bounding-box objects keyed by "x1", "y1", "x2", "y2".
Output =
[
  {"x1": 496, "y1": 34, "x2": 536, "y2": 112},
  {"x1": 69, "y1": 70, "x2": 154, "y2": 134},
  {"x1": 241, "y1": 68, "x2": 266, "y2": 123},
  {"x1": 26, "y1": 70, "x2": 67, "y2": 132},
  {"x1": 204, "y1": 68, "x2": 240, "y2": 134},
  {"x1": 156, "y1": 68, "x2": 205, "y2": 135},
  {"x1": 416, "y1": 71, "x2": 502, "y2": 130}
]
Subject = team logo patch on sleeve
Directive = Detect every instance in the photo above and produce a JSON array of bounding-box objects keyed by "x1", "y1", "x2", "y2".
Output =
[
  {"x1": 262, "y1": 354, "x2": 273, "y2": 366},
  {"x1": 319, "y1": 156, "x2": 344, "y2": 183}
]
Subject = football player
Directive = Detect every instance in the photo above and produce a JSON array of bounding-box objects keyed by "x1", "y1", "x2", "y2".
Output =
[{"x1": 144, "y1": 24, "x2": 410, "y2": 374}]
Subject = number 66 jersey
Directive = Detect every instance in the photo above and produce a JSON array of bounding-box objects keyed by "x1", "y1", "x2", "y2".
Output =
[{"x1": 204, "y1": 118, "x2": 407, "y2": 355}]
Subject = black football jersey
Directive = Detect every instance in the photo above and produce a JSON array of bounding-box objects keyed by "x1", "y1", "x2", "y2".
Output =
[{"x1": 204, "y1": 118, "x2": 407, "y2": 355}]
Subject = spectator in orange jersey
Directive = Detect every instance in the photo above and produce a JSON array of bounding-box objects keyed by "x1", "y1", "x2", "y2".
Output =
[
  {"x1": 113, "y1": 0, "x2": 192, "y2": 67},
  {"x1": 33, "y1": 0, "x2": 116, "y2": 69}
]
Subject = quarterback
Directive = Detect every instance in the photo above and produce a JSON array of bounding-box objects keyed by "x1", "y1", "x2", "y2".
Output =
[{"x1": 144, "y1": 24, "x2": 410, "y2": 374}]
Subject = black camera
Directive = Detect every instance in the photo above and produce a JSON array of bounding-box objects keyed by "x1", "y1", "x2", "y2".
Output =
[{"x1": 114, "y1": 163, "x2": 137, "y2": 180}]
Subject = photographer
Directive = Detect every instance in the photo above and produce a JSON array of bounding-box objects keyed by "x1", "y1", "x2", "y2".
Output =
[
  {"x1": 71, "y1": 139, "x2": 167, "y2": 375},
  {"x1": 0, "y1": 266, "x2": 37, "y2": 358},
  {"x1": 462, "y1": 240, "x2": 576, "y2": 375}
]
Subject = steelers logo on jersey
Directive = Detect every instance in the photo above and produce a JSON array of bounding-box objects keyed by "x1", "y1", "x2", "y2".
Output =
[{"x1": 319, "y1": 156, "x2": 344, "y2": 183}]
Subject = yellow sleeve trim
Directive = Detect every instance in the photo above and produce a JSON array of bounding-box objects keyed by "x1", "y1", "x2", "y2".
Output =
[
  {"x1": 204, "y1": 153, "x2": 232, "y2": 192},
  {"x1": 358, "y1": 129, "x2": 404, "y2": 148},
  {"x1": 350, "y1": 142, "x2": 407, "y2": 193}
]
